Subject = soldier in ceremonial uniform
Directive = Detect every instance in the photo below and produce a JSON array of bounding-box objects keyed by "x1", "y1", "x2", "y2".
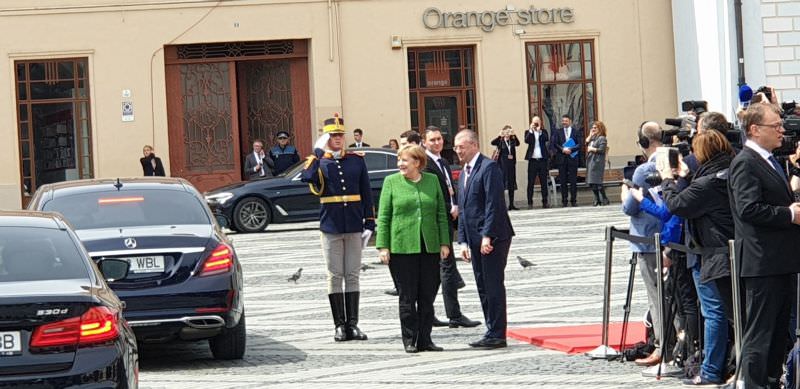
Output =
[
  {"x1": 269, "y1": 131, "x2": 300, "y2": 175},
  {"x1": 301, "y1": 114, "x2": 375, "y2": 342}
]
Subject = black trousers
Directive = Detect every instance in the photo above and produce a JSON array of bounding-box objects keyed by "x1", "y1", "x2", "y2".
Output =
[
  {"x1": 557, "y1": 158, "x2": 579, "y2": 203},
  {"x1": 469, "y1": 238, "x2": 511, "y2": 339},
  {"x1": 526, "y1": 159, "x2": 549, "y2": 204},
  {"x1": 439, "y1": 247, "x2": 465, "y2": 319},
  {"x1": 740, "y1": 274, "x2": 795, "y2": 389},
  {"x1": 389, "y1": 252, "x2": 441, "y2": 347}
]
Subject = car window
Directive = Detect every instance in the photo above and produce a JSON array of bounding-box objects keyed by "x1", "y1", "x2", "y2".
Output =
[
  {"x1": 364, "y1": 152, "x2": 389, "y2": 172},
  {"x1": 387, "y1": 154, "x2": 397, "y2": 169},
  {"x1": 0, "y1": 227, "x2": 89, "y2": 282},
  {"x1": 42, "y1": 189, "x2": 211, "y2": 230}
]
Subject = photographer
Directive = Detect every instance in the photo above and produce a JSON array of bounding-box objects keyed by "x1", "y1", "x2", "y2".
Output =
[
  {"x1": 660, "y1": 130, "x2": 735, "y2": 386},
  {"x1": 622, "y1": 121, "x2": 674, "y2": 370},
  {"x1": 491, "y1": 125, "x2": 520, "y2": 210}
]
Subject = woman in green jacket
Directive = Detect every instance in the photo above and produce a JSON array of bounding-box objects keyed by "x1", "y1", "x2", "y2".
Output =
[{"x1": 377, "y1": 144, "x2": 451, "y2": 353}]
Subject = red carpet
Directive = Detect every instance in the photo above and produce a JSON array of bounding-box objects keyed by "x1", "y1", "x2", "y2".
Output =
[{"x1": 507, "y1": 322, "x2": 646, "y2": 354}]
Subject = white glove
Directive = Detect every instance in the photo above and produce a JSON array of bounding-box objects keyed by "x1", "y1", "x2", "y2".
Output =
[
  {"x1": 361, "y1": 229, "x2": 373, "y2": 248},
  {"x1": 314, "y1": 133, "x2": 330, "y2": 151}
]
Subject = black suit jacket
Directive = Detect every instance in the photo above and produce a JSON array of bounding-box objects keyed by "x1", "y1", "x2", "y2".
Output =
[
  {"x1": 244, "y1": 152, "x2": 274, "y2": 180},
  {"x1": 140, "y1": 155, "x2": 165, "y2": 176},
  {"x1": 424, "y1": 155, "x2": 456, "y2": 229},
  {"x1": 349, "y1": 142, "x2": 370, "y2": 148},
  {"x1": 457, "y1": 154, "x2": 515, "y2": 246},
  {"x1": 549, "y1": 126, "x2": 582, "y2": 165},
  {"x1": 729, "y1": 146, "x2": 800, "y2": 277},
  {"x1": 524, "y1": 129, "x2": 550, "y2": 160}
]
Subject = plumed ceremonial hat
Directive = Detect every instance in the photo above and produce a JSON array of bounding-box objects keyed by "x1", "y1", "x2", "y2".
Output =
[{"x1": 323, "y1": 113, "x2": 345, "y2": 134}]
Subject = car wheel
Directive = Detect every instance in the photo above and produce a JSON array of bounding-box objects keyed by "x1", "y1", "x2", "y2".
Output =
[
  {"x1": 233, "y1": 197, "x2": 270, "y2": 233},
  {"x1": 209, "y1": 311, "x2": 246, "y2": 360}
]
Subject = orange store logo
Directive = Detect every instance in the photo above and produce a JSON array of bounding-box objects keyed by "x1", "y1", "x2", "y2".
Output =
[{"x1": 423, "y1": 6, "x2": 575, "y2": 32}]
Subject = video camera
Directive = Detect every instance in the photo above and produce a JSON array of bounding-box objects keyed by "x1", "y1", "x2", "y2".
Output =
[
  {"x1": 771, "y1": 99, "x2": 800, "y2": 157},
  {"x1": 662, "y1": 100, "x2": 707, "y2": 157}
]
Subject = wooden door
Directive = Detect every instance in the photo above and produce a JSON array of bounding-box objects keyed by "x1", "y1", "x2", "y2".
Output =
[{"x1": 166, "y1": 62, "x2": 241, "y2": 192}]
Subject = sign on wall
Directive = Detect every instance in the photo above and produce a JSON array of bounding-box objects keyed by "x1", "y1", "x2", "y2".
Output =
[{"x1": 423, "y1": 6, "x2": 575, "y2": 32}]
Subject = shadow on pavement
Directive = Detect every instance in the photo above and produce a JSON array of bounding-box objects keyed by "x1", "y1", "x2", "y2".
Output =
[{"x1": 137, "y1": 333, "x2": 307, "y2": 371}]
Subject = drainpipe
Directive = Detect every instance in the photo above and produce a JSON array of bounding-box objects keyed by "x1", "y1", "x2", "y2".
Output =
[
  {"x1": 328, "y1": 0, "x2": 334, "y2": 62},
  {"x1": 733, "y1": 0, "x2": 745, "y2": 86}
]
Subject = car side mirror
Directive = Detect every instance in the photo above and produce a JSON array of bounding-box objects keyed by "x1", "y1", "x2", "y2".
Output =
[
  {"x1": 99, "y1": 259, "x2": 129, "y2": 282},
  {"x1": 215, "y1": 215, "x2": 229, "y2": 229}
]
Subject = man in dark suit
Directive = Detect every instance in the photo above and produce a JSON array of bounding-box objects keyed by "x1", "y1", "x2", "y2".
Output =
[
  {"x1": 349, "y1": 128, "x2": 370, "y2": 148},
  {"x1": 549, "y1": 114, "x2": 582, "y2": 207},
  {"x1": 729, "y1": 103, "x2": 800, "y2": 388},
  {"x1": 244, "y1": 139, "x2": 274, "y2": 180},
  {"x1": 454, "y1": 129, "x2": 515, "y2": 349},
  {"x1": 422, "y1": 126, "x2": 481, "y2": 329},
  {"x1": 524, "y1": 115, "x2": 550, "y2": 209}
]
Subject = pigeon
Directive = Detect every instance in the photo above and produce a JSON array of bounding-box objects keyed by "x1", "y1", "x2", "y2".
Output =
[
  {"x1": 517, "y1": 256, "x2": 535, "y2": 269},
  {"x1": 287, "y1": 268, "x2": 303, "y2": 283},
  {"x1": 360, "y1": 263, "x2": 375, "y2": 272}
]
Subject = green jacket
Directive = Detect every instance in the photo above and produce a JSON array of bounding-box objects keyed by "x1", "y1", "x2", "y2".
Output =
[{"x1": 376, "y1": 172, "x2": 450, "y2": 254}]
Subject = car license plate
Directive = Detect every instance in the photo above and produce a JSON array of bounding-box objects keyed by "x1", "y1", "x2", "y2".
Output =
[
  {"x1": 125, "y1": 256, "x2": 165, "y2": 273},
  {"x1": 0, "y1": 332, "x2": 21, "y2": 355}
]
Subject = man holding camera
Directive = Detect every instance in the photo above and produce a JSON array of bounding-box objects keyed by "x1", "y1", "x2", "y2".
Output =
[
  {"x1": 621, "y1": 121, "x2": 670, "y2": 368},
  {"x1": 729, "y1": 103, "x2": 800, "y2": 389}
]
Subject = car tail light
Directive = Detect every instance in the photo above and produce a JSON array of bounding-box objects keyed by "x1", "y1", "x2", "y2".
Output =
[
  {"x1": 31, "y1": 306, "x2": 119, "y2": 348},
  {"x1": 199, "y1": 243, "x2": 234, "y2": 277}
]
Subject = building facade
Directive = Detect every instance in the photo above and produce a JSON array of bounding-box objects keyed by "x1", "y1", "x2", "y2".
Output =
[{"x1": 0, "y1": 0, "x2": 677, "y2": 208}]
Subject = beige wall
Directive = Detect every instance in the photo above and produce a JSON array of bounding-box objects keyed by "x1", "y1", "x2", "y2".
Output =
[{"x1": 0, "y1": 0, "x2": 676, "y2": 208}]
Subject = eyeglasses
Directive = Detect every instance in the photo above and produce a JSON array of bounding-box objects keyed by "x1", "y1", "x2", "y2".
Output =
[{"x1": 756, "y1": 121, "x2": 784, "y2": 130}]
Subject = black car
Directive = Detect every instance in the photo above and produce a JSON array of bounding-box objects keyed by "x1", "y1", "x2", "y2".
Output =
[
  {"x1": 0, "y1": 210, "x2": 138, "y2": 388},
  {"x1": 205, "y1": 147, "x2": 399, "y2": 233},
  {"x1": 28, "y1": 178, "x2": 246, "y2": 360}
]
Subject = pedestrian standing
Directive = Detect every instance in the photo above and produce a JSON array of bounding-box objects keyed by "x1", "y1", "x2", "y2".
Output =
[
  {"x1": 455, "y1": 129, "x2": 515, "y2": 349},
  {"x1": 269, "y1": 131, "x2": 300, "y2": 175},
  {"x1": 301, "y1": 114, "x2": 375, "y2": 342},
  {"x1": 585, "y1": 121, "x2": 610, "y2": 206},
  {"x1": 140, "y1": 145, "x2": 165, "y2": 176},
  {"x1": 377, "y1": 145, "x2": 451, "y2": 353},
  {"x1": 491, "y1": 125, "x2": 520, "y2": 210}
]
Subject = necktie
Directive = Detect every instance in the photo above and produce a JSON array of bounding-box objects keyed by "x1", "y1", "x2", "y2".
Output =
[
  {"x1": 437, "y1": 158, "x2": 447, "y2": 176},
  {"x1": 768, "y1": 155, "x2": 787, "y2": 181}
]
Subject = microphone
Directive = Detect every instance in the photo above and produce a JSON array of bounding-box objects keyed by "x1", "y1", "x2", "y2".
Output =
[{"x1": 739, "y1": 84, "x2": 753, "y2": 107}]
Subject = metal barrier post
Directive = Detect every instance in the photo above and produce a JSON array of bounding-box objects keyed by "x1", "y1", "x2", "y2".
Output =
[
  {"x1": 587, "y1": 226, "x2": 621, "y2": 359},
  {"x1": 729, "y1": 240, "x2": 743, "y2": 387},
  {"x1": 654, "y1": 233, "x2": 666, "y2": 379}
]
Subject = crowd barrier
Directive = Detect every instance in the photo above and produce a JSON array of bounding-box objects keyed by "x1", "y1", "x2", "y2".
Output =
[{"x1": 585, "y1": 226, "x2": 741, "y2": 382}]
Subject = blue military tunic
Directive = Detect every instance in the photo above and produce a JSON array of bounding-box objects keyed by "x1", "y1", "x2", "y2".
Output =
[
  {"x1": 270, "y1": 145, "x2": 300, "y2": 175},
  {"x1": 300, "y1": 149, "x2": 376, "y2": 234}
]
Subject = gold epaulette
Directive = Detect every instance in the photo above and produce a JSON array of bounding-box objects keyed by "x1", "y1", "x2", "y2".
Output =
[{"x1": 304, "y1": 155, "x2": 324, "y2": 196}]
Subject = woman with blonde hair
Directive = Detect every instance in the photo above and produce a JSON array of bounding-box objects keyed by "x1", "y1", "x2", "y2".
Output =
[
  {"x1": 585, "y1": 121, "x2": 609, "y2": 205},
  {"x1": 376, "y1": 144, "x2": 451, "y2": 353}
]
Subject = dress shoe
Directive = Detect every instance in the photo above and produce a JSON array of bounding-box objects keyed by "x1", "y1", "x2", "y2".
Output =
[
  {"x1": 418, "y1": 343, "x2": 443, "y2": 352},
  {"x1": 449, "y1": 315, "x2": 481, "y2": 328},
  {"x1": 468, "y1": 337, "x2": 507, "y2": 349},
  {"x1": 541, "y1": 203, "x2": 550, "y2": 209},
  {"x1": 634, "y1": 351, "x2": 662, "y2": 366},
  {"x1": 527, "y1": 203, "x2": 533, "y2": 210},
  {"x1": 384, "y1": 288, "x2": 398, "y2": 296},
  {"x1": 601, "y1": 198, "x2": 610, "y2": 206},
  {"x1": 404, "y1": 344, "x2": 418, "y2": 353},
  {"x1": 570, "y1": 202, "x2": 578, "y2": 207},
  {"x1": 432, "y1": 316, "x2": 450, "y2": 327},
  {"x1": 508, "y1": 205, "x2": 520, "y2": 211}
]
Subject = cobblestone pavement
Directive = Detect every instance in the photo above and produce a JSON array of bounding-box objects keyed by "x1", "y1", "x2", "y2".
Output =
[{"x1": 138, "y1": 205, "x2": 677, "y2": 388}]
